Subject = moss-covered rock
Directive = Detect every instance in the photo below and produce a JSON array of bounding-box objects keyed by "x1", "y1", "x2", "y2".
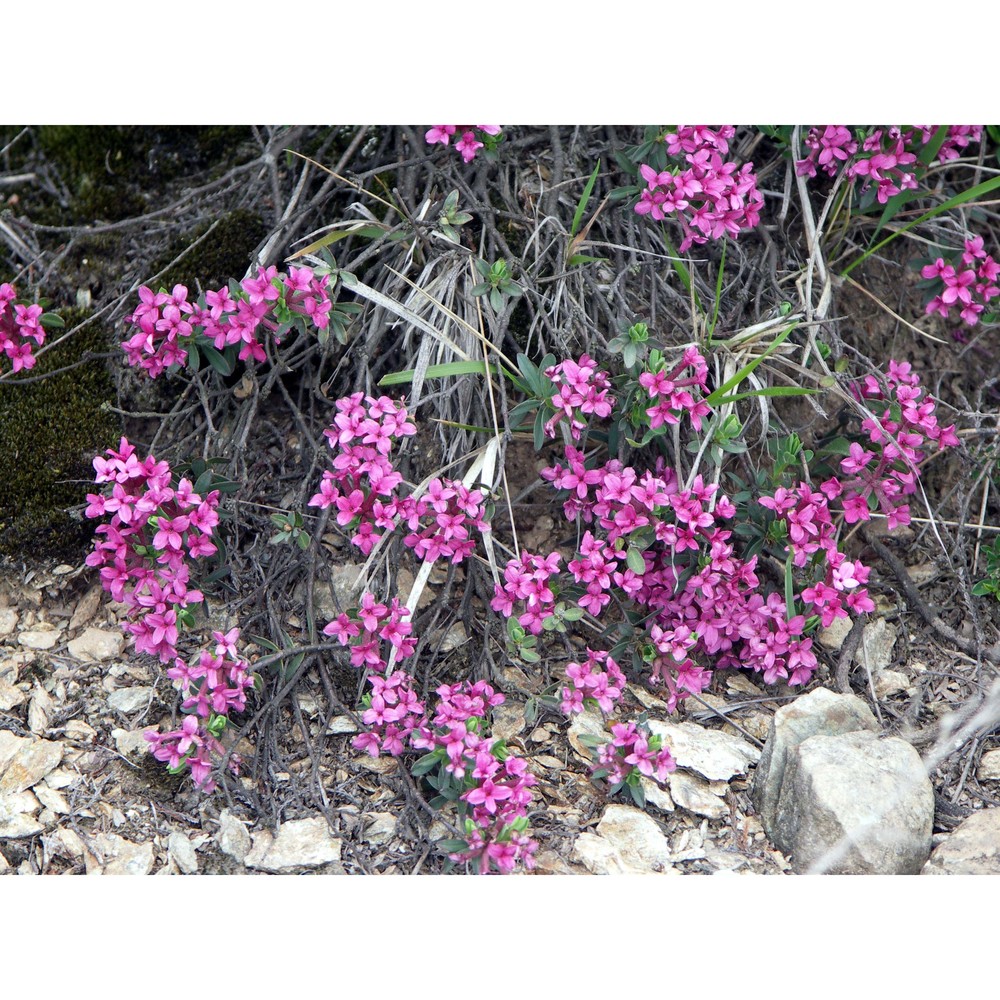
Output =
[
  {"x1": 0, "y1": 307, "x2": 121, "y2": 560},
  {"x1": 152, "y1": 208, "x2": 269, "y2": 292}
]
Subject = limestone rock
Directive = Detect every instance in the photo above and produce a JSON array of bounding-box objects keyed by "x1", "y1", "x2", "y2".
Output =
[
  {"x1": 0, "y1": 676, "x2": 26, "y2": 711},
  {"x1": 572, "y1": 832, "x2": 637, "y2": 874},
  {"x1": 647, "y1": 719, "x2": 759, "y2": 781},
  {"x1": 976, "y1": 749, "x2": 1000, "y2": 782},
  {"x1": 668, "y1": 770, "x2": 728, "y2": 819},
  {"x1": 595, "y1": 803, "x2": 672, "y2": 871},
  {"x1": 18, "y1": 626, "x2": 60, "y2": 650},
  {"x1": 774, "y1": 731, "x2": 933, "y2": 874},
  {"x1": 168, "y1": 832, "x2": 199, "y2": 874},
  {"x1": 113, "y1": 728, "x2": 154, "y2": 757},
  {"x1": 84, "y1": 833, "x2": 154, "y2": 875},
  {"x1": 107, "y1": 686, "x2": 155, "y2": 714},
  {"x1": 0, "y1": 607, "x2": 18, "y2": 637},
  {"x1": 67, "y1": 627, "x2": 123, "y2": 662},
  {"x1": 244, "y1": 816, "x2": 342, "y2": 872},
  {"x1": 0, "y1": 732, "x2": 63, "y2": 794},
  {"x1": 922, "y1": 809, "x2": 1000, "y2": 874},
  {"x1": 751, "y1": 687, "x2": 878, "y2": 834},
  {"x1": 217, "y1": 809, "x2": 252, "y2": 863},
  {"x1": 857, "y1": 619, "x2": 898, "y2": 675}
]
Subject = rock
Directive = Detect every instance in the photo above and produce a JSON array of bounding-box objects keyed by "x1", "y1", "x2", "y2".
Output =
[
  {"x1": 922, "y1": 809, "x2": 1000, "y2": 874},
  {"x1": 647, "y1": 719, "x2": 759, "y2": 781},
  {"x1": 595, "y1": 803, "x2": 672, "y2": 871},
  {"x1": 857, "y1": 619, "x2": 898, "y2": 675},
  {"x1": 361, "y1": 812, "x2": 396, "y2": 846},
  {"x1": 113, "y1": 728, "x2": 154, "y2": 757},
  {"x1": 34, "y1": 784, "x2": 69, "y2": 814},
  {"x1": 18, "y1": 626, "x2": 60, "y2": 650},
  {"x1": 0, "y1": 607, "x2": 18, "y2": 637},
  {"x1": 64, "y1": 719, "x2": 98, "y2": 743},
  {"x1": 28, "y1": 683, "x2": 56, "y2": 734},
  {"x1": 818, "y1": 616, "x2": 852, "y2": 651},
  {"x1": 566, "y1": 708, "x2": 605, "y2": 759},
  {"x1": 67, "y1": 627, "x2": 123, "y2": 662},
  {"x1": 168, "y1": 832, "x2": 199, "y2": 874},
  {"x1": 639, "y1": 776, "x2": 675, "y2": 812},
  {"x1": 976, "y1": 749, "x2": 1000, "y2": 782},
  {"x1": 668, "y1": 770, "x2": 728, "y2": 819},
  {"x1": 572, "y1": 832, "x2": 638, "y2": 874},
  {"x1": 0, "y1": 676, "x2": 26, "y2": 711},
  {"x1": 107, "y1": 686, "x2": 155, "y2": 714},
  {"x1": 874, "y1": 669, "x2": 910, "y2": 699},
  {"x1": 325, "y1": 715, "x2": 359, "y2": 735},
  {"x1": 0, "y1": 731, "x2": 63, "y2": 794},
  {"x1": 217, "y1": 809, "x2": 252, "y2": 863},
  {"x1": 572, "y1": 832, "x2": 632, "y2": 874},
  {"x1": 773, "y1": 731, "x2": 933, "y2": 874},
  {"x1": 69, "y1": 584, "x2": 104, "y2": 630},
  {"x1": 491, "y1": 702, "x2": 527, "y2": 742},
  {"x1": 245, "y1": 816, "x2": 342, "y2": 872},
  {"x1": 84, "y1": 833, "x2": 154, "y2": 875},
  {"x1": 751, "y1": 687, "x2": 878, "y2": 835}
]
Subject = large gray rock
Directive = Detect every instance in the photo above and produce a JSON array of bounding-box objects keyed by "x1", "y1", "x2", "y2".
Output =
[
  {"x1": 245, "y1": 816, "x2": 342, "y2": 872},
  {"x1": 751, "y1": 688, "x2": 878, "y2": 834},
  {"x1": 923, "y1": 808, "x2": 1000, "y2": 874},
  {"x1": 774, "y1": 730, "x2": 933, "y2": 874}
]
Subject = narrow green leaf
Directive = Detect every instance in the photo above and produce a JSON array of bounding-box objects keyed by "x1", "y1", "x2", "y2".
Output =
[
  {"x1": 378, "y1": 360, "x2": 496, "y2": 387},
  {"x1": 570, "y1": 159, "x2": 601, "y2": 238},
  {"x1": 710, "y1": 385, "x2": 818, "y2": 405},
  {"x1": 704, "y1": 324, "x2": 798, "y2": 406}
]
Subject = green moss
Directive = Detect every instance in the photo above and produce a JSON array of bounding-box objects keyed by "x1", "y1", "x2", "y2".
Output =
[
  {"x1": 0, "y1": 307, "x2": 121, "y2": 560},
  {"x1": 152, "y1": 208, "x2": 269, "y2": 292}
]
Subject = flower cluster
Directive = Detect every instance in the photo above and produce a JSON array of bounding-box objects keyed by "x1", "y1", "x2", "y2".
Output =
[
  {"x1": 593, "y1": 720, "x2": 676, "y2": 790},
  {"x1": 560, "y1": 648, "x2": 626, "y2": 715},
  {"x1": 85, "y1": 438, "x2": 220, "y2": 663},
  {"x1": 0, "y1": 282, "x2": 46, "y2": 374},
  {"x1": 309, "y1": 392, "x2": 489, "y2": 561},
  {"x1": 543, "y1": 354, "x2": 615, "y2": 440},
  {"x1": 634, "y1": 126, "x2": 764, "y2": 251},
  {"x1": 425, "y1": 126, "x2": 502, "y2": 163},
  {"x1": 123, "y1": 265, "x2": 333, "y2": 378},
  {"x1": 836, "y1": 359, "x2": 960, "y2": 531},
  {"x1": 145, "y1": 629, "x2": 255, "y2": 791},
  {"x1": 796, "y1": 126, "x2": 983, "y2": 199},
  {"x1": 920, "y1": 236, "x2": 1000, "y2": 327},
  {"x1": 638, "y1": 346, "x2": 711, "y2": 432},
  {"x1": 324, "y1": 596, "x2": 537, "y2": 874}
]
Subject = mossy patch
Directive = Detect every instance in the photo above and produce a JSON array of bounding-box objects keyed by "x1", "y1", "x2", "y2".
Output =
[
  {"x1": 152, "y1": 208, "x2": 269, "y2": 292},
  {"x1": 0, "y1": 307, "x2": 121, "y2": 560}
]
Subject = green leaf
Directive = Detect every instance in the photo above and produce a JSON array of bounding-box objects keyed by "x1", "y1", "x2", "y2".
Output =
[
  {"x1": 567, "y1": 254, "x2": 606, "y2": 267},
  {"x1": 571, "y1": 159, "x2": 601, "y2": 238},
  {"x1": 296, "y1": 531, "x2": 310, "y2": 550},
  {"x1": 489, "y1": 288, "x2": 503, "y2": 312},
  {"x1": 704, "y1": 323, "x2": 799, "y2": 406},
  {"x1": 411, "y1": 751, "x2": 443, "y2": 776},
  {"x1": 711, "y1": 385, "x2": 818, "y2": 405},
  {"x1": 626, "y1": 547, "x2": 647, "y2": 574},
  {"x1": 39, "y1": 312, "x2": 65, "y2": 329},
  {"x1": 436, "y1": 839, "x2": 470, "y2": 854},
  {"x1": 203, "y1": 344, "x2": 235, "y2": 376},
  {"x1": 187, "y1": 340, "x2": 202, "y2": 372},
  {"x1": 533, "y1": 408, "x2": 547, "y2": 451},
  {"x1": 378, "y1": 360, "x2": 498, "y2": 387}
]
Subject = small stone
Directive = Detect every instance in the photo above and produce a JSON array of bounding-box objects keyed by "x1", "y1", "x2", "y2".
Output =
[
  {"x1": 595, "y1": 804, "x2": 672, "y2": 872},
  {"x1": 107, "y1": 686, "x2": 155, "y2": 714},
  {"x1": 566, "y1": 708, "x2": 605, "y2": 759},
  {"x1": 818, "y1": 616, "x2": 853, "y2": 651},
  {"x1": 572, "y1": 832, "x2": 636, "y2": 874},
  {"x1": 977, "y1": 750, "x2": 1000, "y2": 782},
  {"x1": 69, "y1": 584, "x2": 104, "y2": 631},
  {"x1": 0, "y1": 608, "x2": 18, "y2": 637},
  {"x1": 113, "y1": 728, "x2": 154, "y2": 757},
  {"x1": 875, "y1": 669, "x2": 910, "y2": 699},
  {"x1": 28, "y1": 683, "x2": 56, "y2": 734},
  {"x1": 168, "y1": 832, "x2": 199, "y2": 874},
  {"x1": 84, "y1": 833, "x2": 154, "y2": 875},
  {"x1": 362, "y1": 812, "x2": 397, "y2": 846},
  {"x1": 639, "y1": 777, "x2": 675, "y2": 812},
  {"x1": 67, "y1": 627, "x2": 123, "y2": 662},
  {"x1": 217, "y1": 809, "x2": 252, "y2": 863},
  {"x1": 245, "y1": 816, "x2": 342, "y2": 872},
  {"x1": 325, "y1": 715, "x2": 359, "y2": 735},
  {"x1": 18, "y1": 626, "x2": 60, "y2": 650},
  {"x1": 668, "y1": 771, "x2": 728, "y2": 819},
  {"x1": 64, "y1": 719, "x2": 98, "y2": 743},
  {"x1": 0, "y1": 731, "x2": 63, "y2": 795},
  {"x1": 648, "y1": 720, "x2": 759, "y2": 781},
  {"x1": 922, "y1": 809, "x2": 1000, "y2": 874},
  {"x1": 0, "y1": 677, "x2": 26, "y2": 711},
  {"x1": 491, "y1": 702, "x2": 527, "y2": 742},
  {"x1": 52, "y1": 827, "x2": 87, "y2": 860},
  {"x1": 34, "y1": 785, "x2": 69, "y2": 814},
  {"x1": 857, "y1": 619, "x2": 898, "y2": 675}
]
